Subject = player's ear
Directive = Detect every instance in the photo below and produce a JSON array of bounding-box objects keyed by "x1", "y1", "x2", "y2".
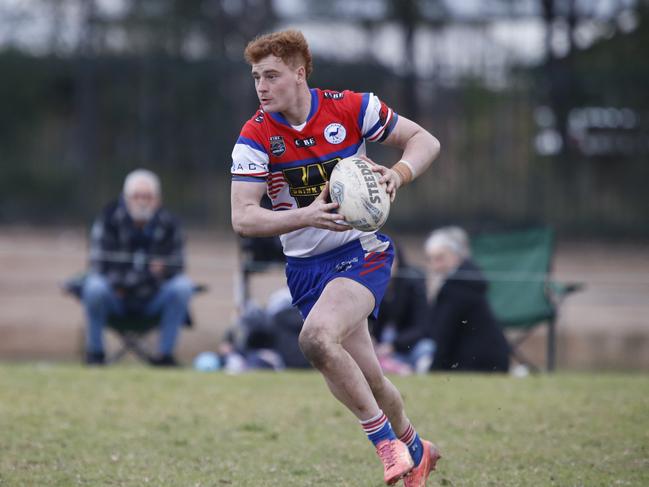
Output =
[{"x1": 295, "y1": 65, "x2": 306, "y2": 83}]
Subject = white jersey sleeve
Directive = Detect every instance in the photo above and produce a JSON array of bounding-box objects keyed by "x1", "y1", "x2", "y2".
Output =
[
  {"x1": 360, "y1": 93, "x2": 399, "y2": 143},
  {"x1": 231, "y1": 134, "x2": 269, "y2": 181}
]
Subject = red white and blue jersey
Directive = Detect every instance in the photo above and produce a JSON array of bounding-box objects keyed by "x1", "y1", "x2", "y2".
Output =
[{"x1": 231, "y1": 88, "x2": 398, "y2": 258}]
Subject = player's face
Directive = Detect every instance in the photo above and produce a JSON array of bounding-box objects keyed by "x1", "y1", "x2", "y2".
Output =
[{"x1": 251, "y1": 55, "x2": 302, "y2": 113}]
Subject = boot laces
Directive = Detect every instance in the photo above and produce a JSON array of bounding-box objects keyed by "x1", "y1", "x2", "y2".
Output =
[{"x1": 378, "y1": 441, "x2": 397, "y2": 469}]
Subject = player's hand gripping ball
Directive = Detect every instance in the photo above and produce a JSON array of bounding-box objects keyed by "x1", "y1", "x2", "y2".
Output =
[{"x1": 329, "y1": 156, "x2": 390, "y2": 232}]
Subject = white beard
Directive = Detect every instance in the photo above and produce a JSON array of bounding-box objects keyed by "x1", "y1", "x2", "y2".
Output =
[{"x1": 128, "y1": 205, "x2": 155, "y2": 222}]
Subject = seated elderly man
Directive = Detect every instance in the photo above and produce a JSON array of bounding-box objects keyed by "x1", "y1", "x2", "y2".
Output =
[{"x1": 82, "y1": 169, "x2": 193, "y2": 366}]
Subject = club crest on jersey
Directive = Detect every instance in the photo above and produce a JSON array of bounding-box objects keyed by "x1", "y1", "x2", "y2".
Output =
[
  {"x1": 270, "y1": 135, "x2": 286, "y2": 156},
  {"x1": 324, "y1": 123, "x2": 346, "y2": 145}
]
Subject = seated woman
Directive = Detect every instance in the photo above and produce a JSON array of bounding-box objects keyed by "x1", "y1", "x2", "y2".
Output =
[{"x1": 424, "y1": 227, "x2": 510, "y2": 373}]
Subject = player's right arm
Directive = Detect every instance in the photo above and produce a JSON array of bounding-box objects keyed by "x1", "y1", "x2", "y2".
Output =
[{"x1": 231, "y1": 180, "x2": 348, "y2": 238}]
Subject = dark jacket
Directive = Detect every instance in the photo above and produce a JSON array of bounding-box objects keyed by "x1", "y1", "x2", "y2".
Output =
[
  {"x1": 371, "y1": 266, "x2": 429, "y2": 354},
  {"x1": 429, "y1": 259, "x2": 510, "y2": 372},
  {"x1": 89, "y1": 198, "x2": 185, "y2": 309}
]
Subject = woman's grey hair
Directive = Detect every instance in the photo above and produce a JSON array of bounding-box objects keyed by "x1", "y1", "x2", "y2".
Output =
[
  {"x1": 424, "y1": 226, "x2": 471, "y2": 259},
  {"x1": 123, "y1": 169, "x2": 161, "y2": 196}
]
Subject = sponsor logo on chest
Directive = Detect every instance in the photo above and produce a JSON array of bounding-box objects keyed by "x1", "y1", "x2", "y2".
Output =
[
  {"x1": 323, "y1": 91, "x2": 344, "y2": 100},
  {"x1": 294, "y1": 136, "x2": 317, "y2": 148}
]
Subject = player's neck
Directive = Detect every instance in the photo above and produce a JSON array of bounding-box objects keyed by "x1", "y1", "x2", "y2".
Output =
[{"x1": 281, "y1": 85, "x2": 312, "y2": 126}]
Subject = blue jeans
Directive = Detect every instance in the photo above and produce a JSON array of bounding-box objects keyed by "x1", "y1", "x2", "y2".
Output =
[{"x1": 82, "y1": 273, "x2": 193, "y2": 356}]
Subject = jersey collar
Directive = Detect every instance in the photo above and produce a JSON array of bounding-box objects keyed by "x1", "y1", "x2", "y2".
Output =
[{"x1": 268, "y1": 88, "x2": 320, "y2": 128}]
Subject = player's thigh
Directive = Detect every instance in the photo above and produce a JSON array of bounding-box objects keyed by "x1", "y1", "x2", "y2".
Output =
[
  {"x1": 303, "y1": 277, "x2": 375, "y2": 341},
  {"x1": 343, "y1": 321, "x2": 386, "y2": 390}
]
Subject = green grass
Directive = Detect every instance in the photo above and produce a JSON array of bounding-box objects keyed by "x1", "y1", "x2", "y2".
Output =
[{"x1": 0, "y1": 365, "x2": 647, "y2": 487}]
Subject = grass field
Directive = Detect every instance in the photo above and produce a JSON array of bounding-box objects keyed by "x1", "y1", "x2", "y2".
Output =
[{"x1": 0, "y1": 365, "x2": 647, "y2": 487}]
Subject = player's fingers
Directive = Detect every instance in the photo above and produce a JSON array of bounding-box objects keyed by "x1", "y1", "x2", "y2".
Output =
[
  {"x1": 359, "y1": 154, "x2": 377, "y2": 166},
  {"x1": 314, "y1": 211, "x2": 346, "y2": 228},
  {"x1": 322, "y1": 201, "x2": 340, "y2": 212},
  {"x1": 321, "y1": 210, "x2": 346, "y2": 223},
  {"x1": 374, "y1": 167, "x2": 393, "y2": 185},
  {"x1": 377, "y1": 175, "x2": 391, "y2": 190},
  {"x1": 328, "y1": 221, "x2": 353, "y2": 232},
  {"x1": 315, "y1": 217, "x2": 348, "y2": 231},
  {"x1": 316, "y1": 182, "x2": 330, "y2": 201},
  {"x1": 382, "y1": 181, "x2": 397, "y2": 202}
]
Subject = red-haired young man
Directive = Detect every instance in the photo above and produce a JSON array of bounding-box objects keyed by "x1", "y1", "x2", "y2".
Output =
[{"x1": 230, "y1": 30, "x2": 441, "y2": 486}]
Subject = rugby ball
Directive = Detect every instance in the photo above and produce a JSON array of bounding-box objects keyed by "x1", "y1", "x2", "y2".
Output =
[{"x1": 329, "y1": 156, "x2": 390, "y2": 232}]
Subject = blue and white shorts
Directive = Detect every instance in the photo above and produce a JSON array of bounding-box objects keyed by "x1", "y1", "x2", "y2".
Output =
[{"x1": 286, "y1": 233, "x2": 395, "y2": 320}]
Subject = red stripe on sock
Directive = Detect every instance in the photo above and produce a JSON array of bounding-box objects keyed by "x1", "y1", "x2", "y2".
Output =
[
  {"x1": 361, "y1": 413, "x2": 388, "y2": 432},
  {"x1": 399, "y1": 424, "x2": 415, "y2": 445}
]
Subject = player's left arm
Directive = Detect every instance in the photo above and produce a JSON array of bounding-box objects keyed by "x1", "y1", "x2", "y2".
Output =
[{"x1": 373, "y1": 116, "x2": 440, "y2": 201}]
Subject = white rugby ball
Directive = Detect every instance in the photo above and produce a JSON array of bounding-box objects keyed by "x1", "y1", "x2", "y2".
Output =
[{"x1": 329, "y1": 156, "x2": 390, "y2": 232}]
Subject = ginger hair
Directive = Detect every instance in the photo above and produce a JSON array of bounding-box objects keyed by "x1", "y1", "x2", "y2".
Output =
[{"x1": 244, "y1": 30, "x2": 313, "y2": 78}]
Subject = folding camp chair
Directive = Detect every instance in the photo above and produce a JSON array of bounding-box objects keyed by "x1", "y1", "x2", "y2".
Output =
[
  {"x1": 63, "y1": 275, "x2": 207, "y2": 364},
  {"x1": 471, "y1": 227, "x2": 583, "y2": 372},
  {"x1": 236, "y1": 234, "x2": 286, "y2": 310}
]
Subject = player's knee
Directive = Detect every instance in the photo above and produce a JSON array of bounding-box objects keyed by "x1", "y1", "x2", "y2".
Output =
[{"x1": 298, "y1": 326, "x2": 333, "y2": 368}]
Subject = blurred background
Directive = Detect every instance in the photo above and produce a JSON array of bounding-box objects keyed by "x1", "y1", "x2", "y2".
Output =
[{"x1": 1, "y1": 0, "x2": 647, "y2": 368}]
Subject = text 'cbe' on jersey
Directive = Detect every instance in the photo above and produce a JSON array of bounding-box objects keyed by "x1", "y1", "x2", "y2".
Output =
[{"x1": 231, "y1": 88, "x2": 398, "y2": 258}]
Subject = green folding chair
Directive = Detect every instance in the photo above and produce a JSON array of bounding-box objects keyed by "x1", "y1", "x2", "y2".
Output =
[{"x1": 471, "y1": 227, "x2": 583, "y2": 372}]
